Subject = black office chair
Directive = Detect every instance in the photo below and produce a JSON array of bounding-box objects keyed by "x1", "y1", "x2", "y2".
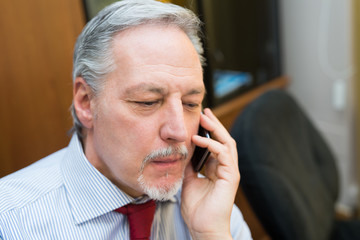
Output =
[{"x1": 230, "y1": 89, "x2": 360, "y2": 240}]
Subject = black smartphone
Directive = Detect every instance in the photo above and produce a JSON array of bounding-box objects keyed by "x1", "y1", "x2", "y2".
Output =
[{"x1": 191, "y1": 125, "x2": 211, "y2": 172}]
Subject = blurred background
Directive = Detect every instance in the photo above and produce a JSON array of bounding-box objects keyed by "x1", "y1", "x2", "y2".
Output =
[{"x1": 0, "y1": 0, "x2": 359, "y2": 228}]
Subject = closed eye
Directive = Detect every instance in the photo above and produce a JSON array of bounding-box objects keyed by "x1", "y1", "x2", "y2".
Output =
[
  {"x1": 134, "y1": 100, "x2": 160, "y2": 107},
  {"x1": 183, "y1": 102, "x2": 200, "y2": 110}
]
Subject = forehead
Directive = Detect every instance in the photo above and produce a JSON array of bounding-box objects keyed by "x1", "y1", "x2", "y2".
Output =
[
  {"x1": 104, "y1": 24, "x2": 204, "y2": 94},
  {"x1": 113, "y1": 23, "x2": 202, "y2": 66}
]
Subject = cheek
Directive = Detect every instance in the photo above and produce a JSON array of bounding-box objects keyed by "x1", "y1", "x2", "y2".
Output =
[
  {"x1": 186, "y1": 119, "x2": 200, "y2": 153},
  {"x1": 92, "y1": 103, "x2": 150, "y2": 167},
  {"x1": 187, "y1": 114, "x2": 201, "y2": 136}
]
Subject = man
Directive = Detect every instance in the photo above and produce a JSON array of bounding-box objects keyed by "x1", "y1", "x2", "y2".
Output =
[{"x1": 0, "y1": 0, "x2": 252, "y2": 239}]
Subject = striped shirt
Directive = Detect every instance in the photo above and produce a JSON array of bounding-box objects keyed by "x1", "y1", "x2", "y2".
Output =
[{"x1": 0, "y1": 134, "x2": 252, "y2": 239}]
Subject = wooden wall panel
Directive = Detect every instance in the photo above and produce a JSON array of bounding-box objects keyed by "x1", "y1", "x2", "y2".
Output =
[{"x1": 0, "y1": 0, "x2": 85, "y2": 177}]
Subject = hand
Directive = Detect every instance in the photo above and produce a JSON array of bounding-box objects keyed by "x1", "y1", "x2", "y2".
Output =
[{"x1": 181, "y1": 108, "x2": 240, "y2": 240}]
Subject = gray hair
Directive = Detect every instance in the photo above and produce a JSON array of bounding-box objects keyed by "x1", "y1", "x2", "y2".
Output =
[{"x1": 70, "y1": 0, "x2": 205, "y2": 137}]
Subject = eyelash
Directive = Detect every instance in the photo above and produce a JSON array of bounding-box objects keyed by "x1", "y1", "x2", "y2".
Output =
[
  {"x1": 134, "y1": 101, "x2": 199, "y2": 109},
  {"x1": 184, "y1": 102, "x2": 199, "y2": 109},
  {"x1": 134, "y1": 101, "x2": 160, "y2": 107}
]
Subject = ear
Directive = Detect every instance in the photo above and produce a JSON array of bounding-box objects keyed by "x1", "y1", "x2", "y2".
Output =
[{"x1": 73, "y1": 77, "x2": 94, "y2": 129}]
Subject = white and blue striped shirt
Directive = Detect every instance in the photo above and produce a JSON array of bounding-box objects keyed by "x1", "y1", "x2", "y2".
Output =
[{"x1": 0, "y1": 134, "x2": 252, "y2": 239}]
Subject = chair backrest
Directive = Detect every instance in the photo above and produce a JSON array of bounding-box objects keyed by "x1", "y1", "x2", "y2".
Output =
[{"x1": 231, "y1": 89, "x2": 339, "y2": 240}]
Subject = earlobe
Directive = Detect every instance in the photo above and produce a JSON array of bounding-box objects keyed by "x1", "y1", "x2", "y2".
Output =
[{"x1": 73, "y1": 77, "x2": 94, "y2": 129}]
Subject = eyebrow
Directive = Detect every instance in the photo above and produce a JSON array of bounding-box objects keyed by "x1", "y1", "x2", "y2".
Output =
[
  {"x1": 185, "y1": 88, "x2": 206, "y2": 96},
  {"x1": 124, "y1": 83, "x2": 205, "y2": 97},
  {"x1": 125, "y1": 84, "x2": 166, "y2": 95}
]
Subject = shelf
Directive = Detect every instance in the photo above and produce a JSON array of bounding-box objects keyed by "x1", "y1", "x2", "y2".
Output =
[{"x1": 213, "y1": 76, "x2": 290, "y2": 130}]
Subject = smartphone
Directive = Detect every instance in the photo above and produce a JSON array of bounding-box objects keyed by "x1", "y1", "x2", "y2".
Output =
[{"x1": 191, "y1": 125, "x2": 211, "y2": 172}]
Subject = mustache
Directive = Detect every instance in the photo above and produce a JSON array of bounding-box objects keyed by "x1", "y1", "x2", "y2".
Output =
[{"x1": 140, "y1": 145, "x2": 189, "y2": 172}]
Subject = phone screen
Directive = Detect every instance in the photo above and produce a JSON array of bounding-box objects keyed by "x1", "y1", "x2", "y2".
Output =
[{"x1": 191, "y1": 125, "x2": 211, "y2": 172}]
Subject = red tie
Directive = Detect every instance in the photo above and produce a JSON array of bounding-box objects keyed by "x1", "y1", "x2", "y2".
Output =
[{"x1": 115, "y1": 200, "x2": 156, "y2": 240}]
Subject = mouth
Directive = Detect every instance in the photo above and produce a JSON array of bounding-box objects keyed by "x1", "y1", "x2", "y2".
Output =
[
  {"x1": 140, "y1": 156, "x2": 180, "y2": 173},
  {"x1": 151, "y1": 156, "x2": 181, "y2": 165},
  {"x1": 140, "y1": 145, "x2": 189, "y2": 173}
]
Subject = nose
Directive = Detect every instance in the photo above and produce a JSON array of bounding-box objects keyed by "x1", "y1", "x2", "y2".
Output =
[{"x1": 160, "y1": 101, "x2": 188, "y2": 143}]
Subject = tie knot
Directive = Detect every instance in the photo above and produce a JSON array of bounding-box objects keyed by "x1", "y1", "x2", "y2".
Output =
[{"x1": 115, "y1": 200, "x2": 156, "y2": 240}]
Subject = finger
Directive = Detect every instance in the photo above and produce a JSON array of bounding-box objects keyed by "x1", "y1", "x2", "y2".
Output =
[
  {"x1": 192, "y1": 135, "x2": 221, "y2": 156},
  {"x1": 192, "y1": 135, "x2": 233, "y2": 168},
  {"x1": 192, "y1": 135, "x2": 239, "y2": 186},
  {"x1": 204, "y1": 108, "x2": 238, "y2": 160},
  {"x1": 201, "y1": 109, "x2": 233, "y2": 145},
  {"x1": 203, "y1": 108, "x2": 224, "y2": 126},
  {"x1": 200, "y1": 111, "x2": 238, "y2": 164}
]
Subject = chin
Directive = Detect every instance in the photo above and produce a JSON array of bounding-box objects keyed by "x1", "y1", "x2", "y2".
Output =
[{"x1": 137, "y1": 173, "x2": 183, "y2": 201}]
